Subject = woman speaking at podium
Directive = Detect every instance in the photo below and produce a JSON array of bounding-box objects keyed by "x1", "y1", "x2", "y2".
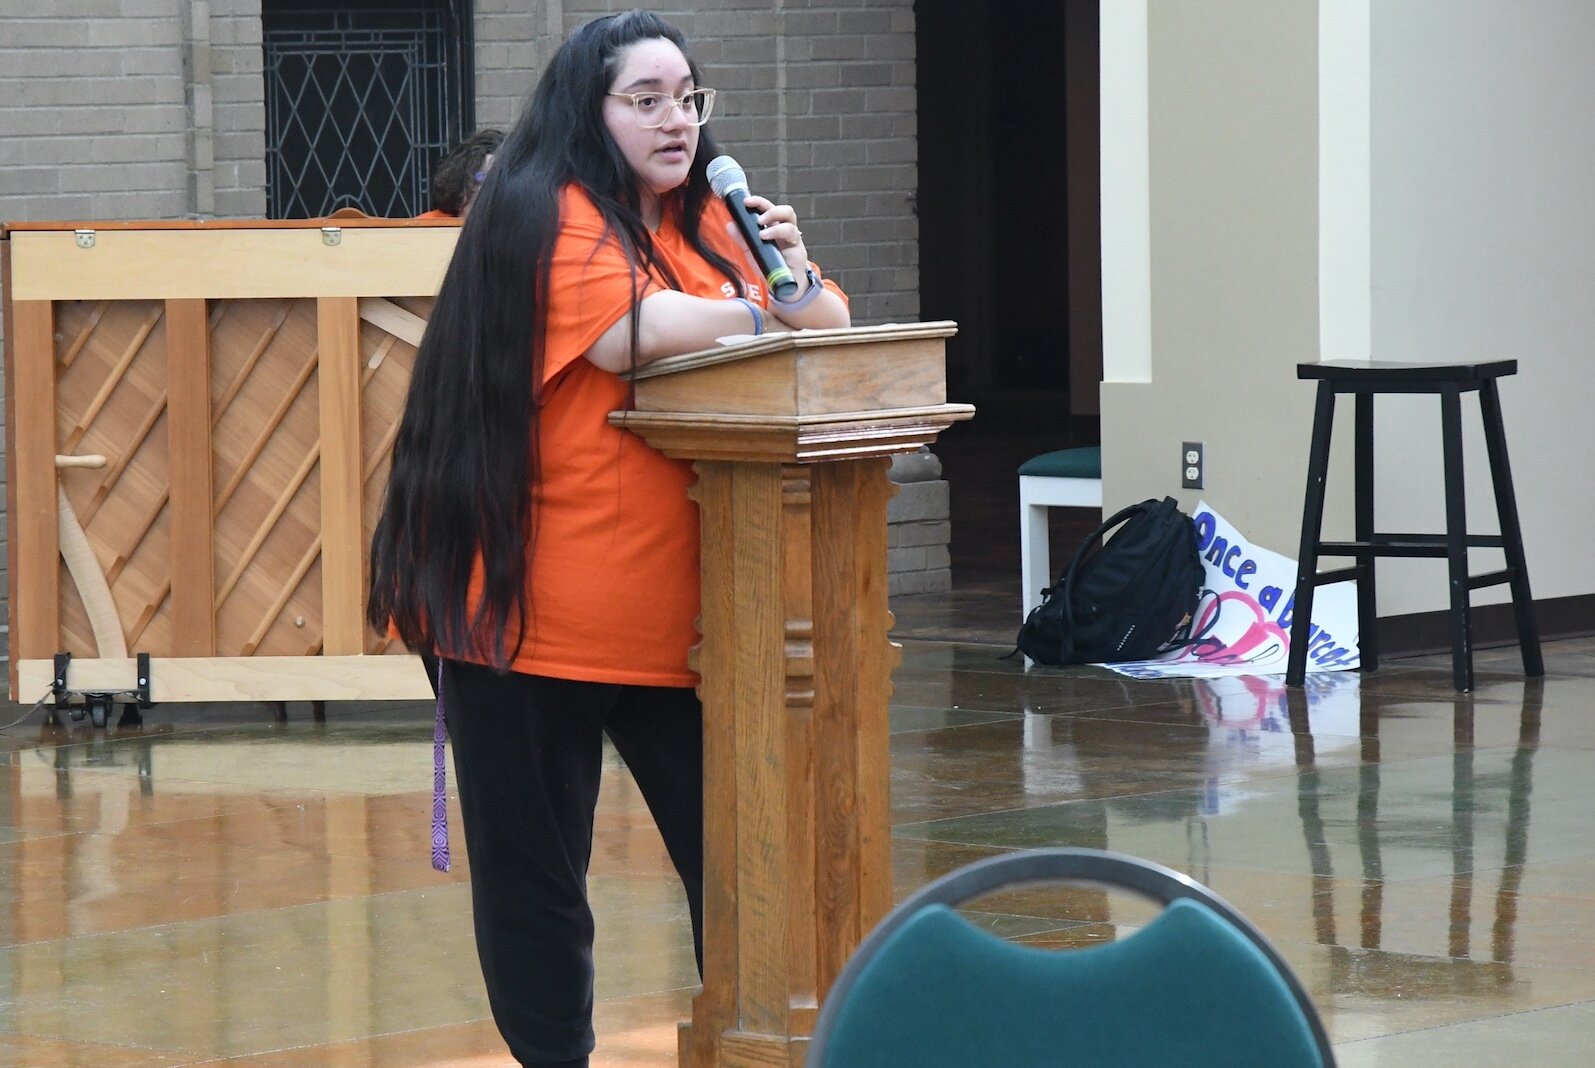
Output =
[{"x1": 369, "y1": 9, "x2": 848, "y2": 1067}]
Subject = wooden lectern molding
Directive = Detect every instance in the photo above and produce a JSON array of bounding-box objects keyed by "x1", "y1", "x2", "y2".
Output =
[
  {"x1": 628, "y1": 320, "x2": 960, "y2": 382},
  {"x1": 612, "y1": 405, "x2": 974, "y2": 465}
]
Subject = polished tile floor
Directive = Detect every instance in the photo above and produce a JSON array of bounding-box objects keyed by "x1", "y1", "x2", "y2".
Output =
[{"x1": 0, "y1": 583, "x2": 1590, "y2": 1066}]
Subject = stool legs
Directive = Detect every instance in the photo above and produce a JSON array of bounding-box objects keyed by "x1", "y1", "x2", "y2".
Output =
[
  {"x1": 1287, "y1": 382, "x2": 1337, "y2": 687},
  {"x1": 1478, "y1": 380, "x2": 1544, "y2": 677},
  {"x1": 1354, "y1": 392, "x2": 1379, "y2": 671},
  {"x1": 1440, "y1": 384, "x2": 1474, "y2": 691}
]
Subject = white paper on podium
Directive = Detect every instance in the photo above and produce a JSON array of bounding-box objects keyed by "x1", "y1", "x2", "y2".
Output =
[{"x1": 714, "y1": 331, "x2": 792, "y2": 346}]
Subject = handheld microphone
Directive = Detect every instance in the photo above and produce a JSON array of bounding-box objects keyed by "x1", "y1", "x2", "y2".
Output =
[{"x1": 705, "y1": 155, "x2": 800, "y2": 301}]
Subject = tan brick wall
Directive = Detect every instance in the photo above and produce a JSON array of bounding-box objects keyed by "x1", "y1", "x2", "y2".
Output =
[
  {"x1": 1, "y1": 0, "x2": 266, "y2": 661},
  {"x1": 473, "y1": 0, "x2": 546, "y2": 131},
  {"x1": 209, "y1": 0, "x2": 269, "y2": 218}
]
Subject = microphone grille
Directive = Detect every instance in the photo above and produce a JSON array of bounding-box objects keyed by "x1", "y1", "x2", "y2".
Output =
[{"x1": 706, "y1": 155, "x2": 747, "y2": 198}]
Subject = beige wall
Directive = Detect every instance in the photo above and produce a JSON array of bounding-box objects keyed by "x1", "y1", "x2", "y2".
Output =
[
  {"x1": 1368, "y1": 0, "x2": 1595, "y2": 614},
  {"x1": 1101, "y1": 0, "x2": 1340, "y2": 557},
  {"x1": 1103, "y1": 0, "x2": 1593, "y2": 621}
]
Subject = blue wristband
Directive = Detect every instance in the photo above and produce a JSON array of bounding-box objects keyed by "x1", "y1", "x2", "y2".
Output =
[
  {"x1": 771, "y1": 267, "x2": 826, "y2": 312},
  {"x1": 732, "y1": 296, "x2": 764, "y2": 336}
]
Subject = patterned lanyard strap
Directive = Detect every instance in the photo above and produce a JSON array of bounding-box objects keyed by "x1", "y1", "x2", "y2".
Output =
[{"x1": 431, "y1": 665, "x2": 452, "y2": 872}]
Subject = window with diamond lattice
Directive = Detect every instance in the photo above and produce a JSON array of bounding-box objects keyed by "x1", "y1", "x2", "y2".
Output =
[{"x1": 264, "y1": 1, "x2": 473, "y2": 219}]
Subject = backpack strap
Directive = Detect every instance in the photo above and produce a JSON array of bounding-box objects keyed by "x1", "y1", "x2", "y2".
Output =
[{"x1": 1056, "y1": 499, "x2": 1161, "y2": 663}]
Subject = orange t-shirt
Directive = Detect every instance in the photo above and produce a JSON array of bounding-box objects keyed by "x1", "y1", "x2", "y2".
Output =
[
  {"x1": 470, "y1": 185, "x2": 843, "y2": 687},
  {"x1": 414, "y1": 209, "x2": 455, "y2": 219}
]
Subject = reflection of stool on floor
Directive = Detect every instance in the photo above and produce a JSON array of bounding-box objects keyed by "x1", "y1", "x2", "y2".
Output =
[
  {"x1": 1019, "y1": 446, "x2": 1102, "y2": 618},
  {"x1": 1286, "y1": 360, "x2": 1543, "y2": 692}
]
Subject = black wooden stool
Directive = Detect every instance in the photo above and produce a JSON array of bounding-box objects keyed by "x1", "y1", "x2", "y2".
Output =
[{"x1": 1286, "y1": 360, "x2": 1543, "y2": 692}]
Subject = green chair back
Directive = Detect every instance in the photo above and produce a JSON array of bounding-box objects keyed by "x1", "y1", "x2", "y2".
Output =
[{"x1": 808, "y1": 849, "x2": 1333, "y2": 1067}]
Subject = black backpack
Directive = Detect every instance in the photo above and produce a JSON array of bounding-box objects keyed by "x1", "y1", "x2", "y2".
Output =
[{"x1": 1016, "y1": 497, "x2": 1204, "y2": 666}]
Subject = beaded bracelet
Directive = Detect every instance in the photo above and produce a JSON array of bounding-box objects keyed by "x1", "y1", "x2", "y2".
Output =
[
  {"x1": 772, "y1": 267, "x2": 826, "y2": 313},
  {"x1": 732, "y1": 296, "x2": 764, "y2": 336}
]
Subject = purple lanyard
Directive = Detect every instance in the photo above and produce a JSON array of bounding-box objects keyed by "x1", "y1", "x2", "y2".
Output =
[{"x1": 431, "y1": 664, "x2": 452, "y2": 872}]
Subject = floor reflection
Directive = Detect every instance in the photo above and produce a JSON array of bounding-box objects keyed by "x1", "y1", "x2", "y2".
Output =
[
  {"x1": 1284, "y1": 678, "x2": 1548, "y2": 1013},
  {"x1": 1, "y1": 625, "x2": 1593, "y2": 1065}
]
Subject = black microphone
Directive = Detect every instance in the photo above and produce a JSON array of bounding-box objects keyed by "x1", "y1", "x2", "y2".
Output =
[{"x1": 705, "y1": 155, "x2": 800, "y2": 301}]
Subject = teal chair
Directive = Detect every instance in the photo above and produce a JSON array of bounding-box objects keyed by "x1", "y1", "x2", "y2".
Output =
[{"x1": 807, "y1": 849, "x2": 1334, "y2": 1068}]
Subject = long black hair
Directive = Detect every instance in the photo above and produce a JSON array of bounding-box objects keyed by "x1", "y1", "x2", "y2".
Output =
[{"x1": 369, "y1": 10, "x2": 743, "y2": 665}]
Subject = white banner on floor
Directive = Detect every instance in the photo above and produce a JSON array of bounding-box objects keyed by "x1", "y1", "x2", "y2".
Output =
[{"x1": 1101, "y1": 500, "x2": 1360, "y2": 680}]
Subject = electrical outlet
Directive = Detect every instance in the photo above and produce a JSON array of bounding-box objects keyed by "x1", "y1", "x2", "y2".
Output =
[{"x1": 1182, "y1": 441, "x2": 1204, "y2": 489}]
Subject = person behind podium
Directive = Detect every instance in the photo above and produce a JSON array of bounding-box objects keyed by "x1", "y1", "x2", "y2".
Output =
[{"x1": 368, "y1": 10, "x2": 848, "y2": 1067}]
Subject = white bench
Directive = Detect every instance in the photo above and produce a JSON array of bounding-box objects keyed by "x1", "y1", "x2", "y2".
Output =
[{"x1": 1019, "y1": 446, "x2": 1103, "y2": 618}]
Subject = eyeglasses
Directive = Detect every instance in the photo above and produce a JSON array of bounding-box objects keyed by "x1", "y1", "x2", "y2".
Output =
[{"x1": 607, "y1": 88, "x2": 716, "y2": 129}]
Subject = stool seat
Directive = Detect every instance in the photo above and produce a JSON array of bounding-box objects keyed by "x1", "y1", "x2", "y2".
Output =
[
  {"x1": 1287, "y1": 359, "x2": 1542, "y2": 691},
  {"x1": 1298, "y1": 359, "x2": 1518, "y2": 383},
  {"x1": 1019, "y1": 446, "x2": 1103, "y2": 620}
]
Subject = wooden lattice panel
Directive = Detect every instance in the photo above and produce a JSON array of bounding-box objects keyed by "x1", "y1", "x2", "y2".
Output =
[
  {"x1": 46, "y1": 295, "x2": 427, "y2": 661},
  {"x1": 209, "y1": 298, "x2": 323, "y2": 657},
  {"x1": 54, "y1": 299, "x2": 174, "y2": 658},
  {"x1": 359, "y1": 296, "x2": 430, "y2": 655}
]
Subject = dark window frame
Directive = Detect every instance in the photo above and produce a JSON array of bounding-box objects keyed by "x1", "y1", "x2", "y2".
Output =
[{"x1": 263, "y1": 0, "x2": 474, "y2": 219}]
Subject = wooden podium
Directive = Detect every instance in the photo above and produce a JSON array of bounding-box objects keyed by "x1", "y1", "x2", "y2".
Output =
[{"x1": 613, "y1": 322, "x2": 972, "y2": 1068}]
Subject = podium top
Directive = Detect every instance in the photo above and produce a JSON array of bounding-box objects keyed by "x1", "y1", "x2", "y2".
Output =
[
  {"x1": 612, "y1": 320, "x2": 971, "y2": 460},
  {"x1": 626, "y1": 321, "x2": 958, "y2": 382}
]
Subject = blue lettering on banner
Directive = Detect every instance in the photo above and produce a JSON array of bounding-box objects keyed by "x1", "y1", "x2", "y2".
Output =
[
  {"x1": 1298, "y1": 623, "x2": 1359, "y2": 667},
  {"x1": 1196, "y1": 511, "x2": 1264, "y2": 593},
  {"x1": 1189, "y1": 508, "x2": 1357, "y2": 668}
]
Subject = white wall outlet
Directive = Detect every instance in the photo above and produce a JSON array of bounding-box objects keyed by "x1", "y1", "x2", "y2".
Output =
[{"x1": 1182, "y1": 441, "x2": 1204, "y2": 489}]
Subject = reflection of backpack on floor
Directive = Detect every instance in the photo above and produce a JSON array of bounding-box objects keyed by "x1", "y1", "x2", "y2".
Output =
[{"x1": 1015, "y1": 497, "x2": 1204, "y2": 666}]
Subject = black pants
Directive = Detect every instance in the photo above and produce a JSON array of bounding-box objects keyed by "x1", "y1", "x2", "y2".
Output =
[{"x1": 440, "y1": 659, "x2": 705, "y2": 1067}]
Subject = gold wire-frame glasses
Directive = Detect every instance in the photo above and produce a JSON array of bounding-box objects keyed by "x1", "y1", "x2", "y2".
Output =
[{"x1": 607, "y1": 88, "x2": 717, "y2": 129}]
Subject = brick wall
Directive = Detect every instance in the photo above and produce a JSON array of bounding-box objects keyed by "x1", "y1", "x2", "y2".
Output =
[
  {"x1": 2, "y1": 1, "x2": 189, "y2": 223},
  {"x1": 472, "y1": 0, "x2": 544, "y2": 131},
  {"x1": 1, "y1": 0, "x2": 265, "y2": 666},
  {"x1": 209, "y1": 0, "x2": 269, "y2": 218}
]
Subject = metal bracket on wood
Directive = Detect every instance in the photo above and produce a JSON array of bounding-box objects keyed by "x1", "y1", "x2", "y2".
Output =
[
  {"x1": 52, "y1": 652, "x2": 71, "y2": 701},
  {"x1": 47, "y1": 653, "x2": 153, "y2": 710},
  {"x1": 135, "y1": 652, "x2": 153, "y2": 708}
]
